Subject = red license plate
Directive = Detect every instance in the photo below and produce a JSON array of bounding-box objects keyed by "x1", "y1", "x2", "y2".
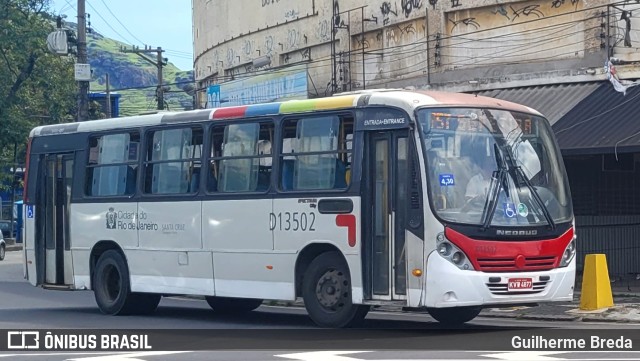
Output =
[{"x1": 508, "y1": 278, "x2": 533, "y2": 291}]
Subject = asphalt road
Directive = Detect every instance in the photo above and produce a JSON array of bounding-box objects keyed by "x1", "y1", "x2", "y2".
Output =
[{"x1": 2, "y1": 250, "x2": 640, "y2": 360}]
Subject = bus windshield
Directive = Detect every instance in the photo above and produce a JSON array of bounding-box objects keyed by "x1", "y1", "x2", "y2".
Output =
[{"x1": 417, "y1": 108, "x2": 573, "y2": 228}]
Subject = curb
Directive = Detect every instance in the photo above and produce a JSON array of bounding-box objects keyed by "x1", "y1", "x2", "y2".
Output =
[{"x1": 5, "y1": 245, "x2": 22, "y2": 252}]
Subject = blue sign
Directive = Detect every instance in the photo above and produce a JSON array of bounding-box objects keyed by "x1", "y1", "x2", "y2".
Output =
[
  {"x1": 439, "y1": 174, "x2": 455, "y2": 186},
  {"x1": 207, "y1": 84, "x2": 221, "y2": 108},
  {"x1": 207, "y1": 64, "x2": 308, "y2": 108},
  {"x1": 26, "y1": 205, "x2": 34, "y2": 219},
  {"x1": 503, "y1": 202, "x2": 516, "y2": 218}
]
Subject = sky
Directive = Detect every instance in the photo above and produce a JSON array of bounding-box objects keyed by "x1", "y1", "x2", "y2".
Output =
[{"x1": 49, "y1": 0, "x2": 194, "y2": 71}]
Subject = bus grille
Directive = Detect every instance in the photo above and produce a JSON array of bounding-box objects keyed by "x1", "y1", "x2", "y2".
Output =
[
  {"x1": 476, "y1": 256, "x2": 556, "y2": 272},
  {"x1": 485, "y1": 280, "x2": 549, "y2": 295}
]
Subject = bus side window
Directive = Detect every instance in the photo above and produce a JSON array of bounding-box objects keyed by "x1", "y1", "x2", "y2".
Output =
[
  {"x1": 208, "y1": 121, "x2": 273, "y2": 193},
  {"x1": 280, "y1": 115, "x2": 353, "y2": 191},
  {"x1": 85, "y1": 132, "x2": 139, "y2": 197},
  {"x1": 143, "y1": 126, "x2": 203, "y2": 195}
]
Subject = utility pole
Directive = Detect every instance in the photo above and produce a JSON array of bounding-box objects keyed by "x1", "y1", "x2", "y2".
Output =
[
  {"x1": 105, "y1": 73, "x2": 112, "y2": 118},
  {"x1": 121, "y1": 46, "x2": 167, "y2": 110},
  {"x1": 77, "y1": 0, "x2": 89, "y2": 121}
]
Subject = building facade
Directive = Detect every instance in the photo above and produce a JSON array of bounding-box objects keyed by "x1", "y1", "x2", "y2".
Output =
[{"x1": 193, "y1": 0, "x2": 640, "y2": 280}]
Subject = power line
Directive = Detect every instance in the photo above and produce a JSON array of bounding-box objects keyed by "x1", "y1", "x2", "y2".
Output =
[
  {"x1": 97, "y1": 0, "x2": 146, "y2": 45},
  {"x1": 85, "y1": 1, "x2": 134, "y2": 45}
]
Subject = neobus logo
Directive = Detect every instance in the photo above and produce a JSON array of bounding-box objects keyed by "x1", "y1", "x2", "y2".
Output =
[{"x1": 496, "y1": 229, "x2": 538, "y2": 236}]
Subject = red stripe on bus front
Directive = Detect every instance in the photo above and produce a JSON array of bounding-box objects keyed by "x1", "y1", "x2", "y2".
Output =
[
  {"x1": 212, "y1": 106, "x2": 248, "y2": 119},
  {"x1": 445, "y1": 227, "x2": 574, "y2": 272},
  {"x1": 335, "y1": 214, "x2": 356, "y2": 247}
]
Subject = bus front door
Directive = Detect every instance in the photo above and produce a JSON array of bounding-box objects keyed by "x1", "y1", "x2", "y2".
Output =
[
  {"x1": 39, "y1": 153, "x2": 75, "y2": 287},
  {"x1": 365, "y1": 131, "x2": 408, "y2": 300}
]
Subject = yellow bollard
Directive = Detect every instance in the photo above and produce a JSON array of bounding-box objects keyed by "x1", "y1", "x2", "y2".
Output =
[{"x1": 579, "y1": 254, "x2": 614, "y2": 310}]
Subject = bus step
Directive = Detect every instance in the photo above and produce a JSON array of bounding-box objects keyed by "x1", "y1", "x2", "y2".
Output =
[
  {"x1": 362, "y1": 300, "x2": 407, "y2": 306},
  {"x1": 41, "y1": 284, "x2": 74, "y2": 291}
]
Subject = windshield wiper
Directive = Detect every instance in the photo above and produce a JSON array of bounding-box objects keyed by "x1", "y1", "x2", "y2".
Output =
[
  {"x1": 480, "y1": 144, "x2": 508, "y2": 230},
  {"x1": 511, "y1": 165, "x2": 556, "y2": 230}
]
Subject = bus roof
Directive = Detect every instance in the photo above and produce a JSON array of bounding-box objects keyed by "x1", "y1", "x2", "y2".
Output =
[{"x1": 30, "y1": 90, "x2": 541, "y2": 137}]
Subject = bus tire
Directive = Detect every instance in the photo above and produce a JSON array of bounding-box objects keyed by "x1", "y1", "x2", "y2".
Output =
[
  {"x1": 302, "y1": 251, "x2": 369, "y2": 328},
  {"x1": 0, "y1": 243, "x2": 5, "y2": 261},
  {"x1": 93, "y1": 250, "x2": 160, "y2": 315},
  {"x1": 205, "y1": 297, "x2": 263, "y2": 313},
  {"x1": 427, "y1": 306, "x2": 481, "y2": 325}
]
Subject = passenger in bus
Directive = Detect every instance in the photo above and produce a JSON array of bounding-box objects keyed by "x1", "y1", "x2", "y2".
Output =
[{"x1": 465, "y1": 153, "x2": 494, "y2": 201}]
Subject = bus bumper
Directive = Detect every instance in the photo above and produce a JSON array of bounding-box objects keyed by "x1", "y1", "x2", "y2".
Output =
[{"x1": 424, "y1": 252, "x2": 575, "y2": 308}]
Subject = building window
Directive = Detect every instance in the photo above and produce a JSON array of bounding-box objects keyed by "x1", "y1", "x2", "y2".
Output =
[
  {"x1": 208, "y1": 121, "x2": 274, "y2": 193},
  {"x1": 86, "y1": 132, "x2": 140, "y2": 196},
  {"x1": 143, "y1": 126, "x2": 203, "y2": 194},
  {"x1": 280, "y1": 115, "x2": 353, "y2": 191}
]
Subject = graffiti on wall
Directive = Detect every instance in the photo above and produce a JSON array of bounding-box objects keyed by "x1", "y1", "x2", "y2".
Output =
[
  {"x1": 448, "y1": 17, "x2": 480, "y2": 30},
  {"x1": 261, "y1": 0, "x2": 280, "y2": 6},
  {"x1": 510, "y1": 4, "x2": 544, "y2": 21},
  {"x1": 400, "y1": 0, "x2": 423, "y2": 17},
  {"x1": 551, "y1": 0, "x2": 580, "y2": 10},
  {"x1": 316, "y1": 19, "x2": 331, "y2": 41},
  {"x1": 242, "y1": 40, "x2": 254, "y2": 56},
  {"x1": 265, "y1": 35, "x2": 275, "y2": 56},
  {"x1": 490, "y1": 5, "x2": 510, "y2": 21},
  {"x1": 284, "y1": 9, "x2": 299, "y2": 20},
  {"x1": 287, "y1": 29, "x2": 300, "y2": 49},
  {"x1": 379, "y1": 0, "x2": 423, "y2": 25},
  {"x1": 449, "y1": 0, "x2": 583, "y2": 33},
  {"x1": 380, "y1": 1, "x2": 398, "y2": 25}
]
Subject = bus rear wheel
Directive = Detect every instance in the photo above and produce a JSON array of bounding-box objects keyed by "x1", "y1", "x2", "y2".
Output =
[
  {"x1": 0, "y1": 243, "x2": 5, "y2": 261},
  {"x1": 427, "y1": 306, "x2": 481, "y2": 325},
  {"x1": 302, "y1": 251, "x2": 369, "y2": 328},
  {"x1": 205, "y1": 297, "x2": 263, "y2": 313},
  {"x1": 93, "y1": 250, "x2": 161, "y2": 315}
]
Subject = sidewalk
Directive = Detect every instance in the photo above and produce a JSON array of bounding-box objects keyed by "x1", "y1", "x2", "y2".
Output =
[
  {"x1": 481, "y1": 276, "x2": 640, "y2": 323},
  {"x1": 481, "y1": 294, "x2": 640, "y2": 323},
  {"x1": 4, "y1": 240, "x2": 22, "y2": 252}
]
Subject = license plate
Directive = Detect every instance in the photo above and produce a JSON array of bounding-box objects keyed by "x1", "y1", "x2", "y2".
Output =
[{"x1": 508, "y1": 278, "x2": 533, "y2": 291}]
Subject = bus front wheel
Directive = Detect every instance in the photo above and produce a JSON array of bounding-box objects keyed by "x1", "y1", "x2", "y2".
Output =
[
  {"x1": 205, "y1": 297, "x2": 263, "y2": 313},
  {"x1": 93, "y1": 250, "x2": 161, "y2": 315},
  {"x1": 427, "y1": 306, "x2": 481, "y2": 325},
  {"x1": 302, "y1": 251, "x2": 369, "y2": 328}
]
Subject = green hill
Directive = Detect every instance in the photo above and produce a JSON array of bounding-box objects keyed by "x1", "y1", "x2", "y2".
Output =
[{"x1": 77, "y1": 26, "x2": 194, "y2": 116}]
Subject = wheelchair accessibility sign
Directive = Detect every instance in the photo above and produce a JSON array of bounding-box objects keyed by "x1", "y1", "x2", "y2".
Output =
[
  {"x1": 503, "y1": 202, "x2": 516, "y2": 218},
  {"x1": 26, "y1": 205, "x2": 34, "y2": 219}
]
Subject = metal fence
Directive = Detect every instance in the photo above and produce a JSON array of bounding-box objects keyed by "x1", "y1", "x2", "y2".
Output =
[{"x1": 575, "y1": 215, "x2": 640, "y2": 279}]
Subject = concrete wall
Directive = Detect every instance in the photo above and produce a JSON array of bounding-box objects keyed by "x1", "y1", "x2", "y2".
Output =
[{"x1": 193, "y1": 0, "x2": 622, "y2": 105}]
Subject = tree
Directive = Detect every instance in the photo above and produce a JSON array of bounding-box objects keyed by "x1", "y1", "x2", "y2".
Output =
[{"x1": 0, "y1": 0, "x2": 76, "y2": 184}]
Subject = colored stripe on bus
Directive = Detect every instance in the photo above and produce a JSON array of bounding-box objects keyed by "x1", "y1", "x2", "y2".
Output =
[
  {"x1": 314, "y1": 96, "x2": 356, "y2": 110},
  {"x1": 244, "y1": 103, "x2": 282, "y2": 117},
  {"x1": 212, "y1": 106, "x2": 248, "y2": 119},
  {"x1": 210, "y1": 95, "x2": 359, "y2": 120},
  {"x1": 279, "y1": 99, "x2": 316, "y2": 114}
]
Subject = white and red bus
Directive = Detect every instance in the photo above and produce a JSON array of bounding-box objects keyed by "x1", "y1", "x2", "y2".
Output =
[{"x1": 22, "y1": 89, "x2": 575, "y2": 327}]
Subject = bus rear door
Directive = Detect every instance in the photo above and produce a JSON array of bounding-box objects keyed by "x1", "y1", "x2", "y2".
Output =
[{"x1": 37, "y1": 153, "x2": 75, "y2": 287}]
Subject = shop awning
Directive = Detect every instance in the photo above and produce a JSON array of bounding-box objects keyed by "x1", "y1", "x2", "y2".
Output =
[{"x1": 478, "y1": 82, "x2": 640, "y2": 155}]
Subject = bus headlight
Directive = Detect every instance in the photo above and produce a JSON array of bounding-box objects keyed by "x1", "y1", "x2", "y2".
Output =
[
  {"x1": 452, "y1": 251, "x2": 464, "y2": 264},
  {"x1": 438, "y1": 242, "x2": 452, "y2": 256},
  {"x1": 436, "y1": 232, "x2": 474, "y2": 271},
  {"x1": 560, "y1": 238, "x2": 576, "y2": 267}
]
